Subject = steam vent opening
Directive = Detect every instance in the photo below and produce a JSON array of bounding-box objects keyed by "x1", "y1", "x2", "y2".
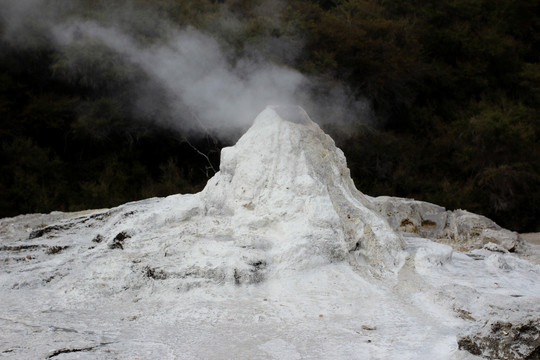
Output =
[{"x1": 270, "y1": 105, "x2": 311, "y2": 124}]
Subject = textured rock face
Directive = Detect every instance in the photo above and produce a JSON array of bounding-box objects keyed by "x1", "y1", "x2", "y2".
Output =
[
  {"x1": 371, "y1": 196, "x2": 522, "y2": 251},
  {"x1": 458, "y1": 319, "x2": 540, "y2": 359}
]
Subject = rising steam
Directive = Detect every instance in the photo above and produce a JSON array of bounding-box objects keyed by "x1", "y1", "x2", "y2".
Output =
[{"x1": 0, "y1": 0, "x2": 372, "y2": 138}]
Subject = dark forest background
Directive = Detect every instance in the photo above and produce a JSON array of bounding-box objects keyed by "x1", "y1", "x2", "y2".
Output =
[{"x1": 1, "y1": 0, "x2": 539, "y2": 232}]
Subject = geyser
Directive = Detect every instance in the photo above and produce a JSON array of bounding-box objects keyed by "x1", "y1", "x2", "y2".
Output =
[
  {"x1": 1, "y1": 106, "x2": 539, "y2": 360},
  {"x1": 1, "y1": 106, "x2": 406, "y2": 294}
]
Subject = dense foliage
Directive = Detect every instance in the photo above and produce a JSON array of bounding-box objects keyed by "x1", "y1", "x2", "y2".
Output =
[{"x1": 0, "y1": 0, "x2": 539, "y2": 232}]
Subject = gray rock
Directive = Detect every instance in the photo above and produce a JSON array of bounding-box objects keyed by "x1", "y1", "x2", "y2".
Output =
[
  {"x1": 458, "y1": 319, "x2": 540, "y2": 359},
  {"x1": 371, "y1": 196, "x2": 522, "y2": 252}
]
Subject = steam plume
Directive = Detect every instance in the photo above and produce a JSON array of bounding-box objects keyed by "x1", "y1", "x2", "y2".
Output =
[{"x1": 0, "y1": 0, "x2": 373, "y2": 138}]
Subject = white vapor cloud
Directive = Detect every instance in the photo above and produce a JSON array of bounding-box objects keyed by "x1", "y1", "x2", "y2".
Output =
[
  {"x1": 51, "y1": 21, "x2": 306, "y2": 135},
  {"x1": 1, "y1": 0, "x2": 373, "y2": 138}
]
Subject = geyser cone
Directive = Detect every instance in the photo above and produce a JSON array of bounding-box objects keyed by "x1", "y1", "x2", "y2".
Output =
[
  {"x1": 203, "y1": 105, "x2": 404, "y2": 274},
  {"x1": 3, "y1": 106, "x2": 406, "y2": 296}
]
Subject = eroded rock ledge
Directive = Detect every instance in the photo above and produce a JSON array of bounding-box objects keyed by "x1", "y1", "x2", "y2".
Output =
[{"x1": 371, "y1": 196, "x2": 522, "y2": 252}]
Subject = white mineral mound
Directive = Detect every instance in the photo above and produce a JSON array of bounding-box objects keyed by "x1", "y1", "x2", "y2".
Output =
[
  {"x1": 202, "y1": 105, "x2": 404, "y2": 275},
  {"x1": 1, "y1": 106, "x2": 539, "y2": 360}
]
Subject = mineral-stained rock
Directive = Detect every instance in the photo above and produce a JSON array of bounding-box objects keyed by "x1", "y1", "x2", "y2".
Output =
[
  {"x1": 371, "y1": 196, "x2": 522, "y2": 252},
  {"x1": 458, "y1": 319, "x2": 540, "y2": 359}
]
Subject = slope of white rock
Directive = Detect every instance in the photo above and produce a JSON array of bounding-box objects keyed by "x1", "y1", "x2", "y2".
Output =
[
  {"x1": 0, "y1": 106, "x2": 539, "y2": 359},
  {"x1": 202, "y1": 106, "x2": 405, "y2": 275}
]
